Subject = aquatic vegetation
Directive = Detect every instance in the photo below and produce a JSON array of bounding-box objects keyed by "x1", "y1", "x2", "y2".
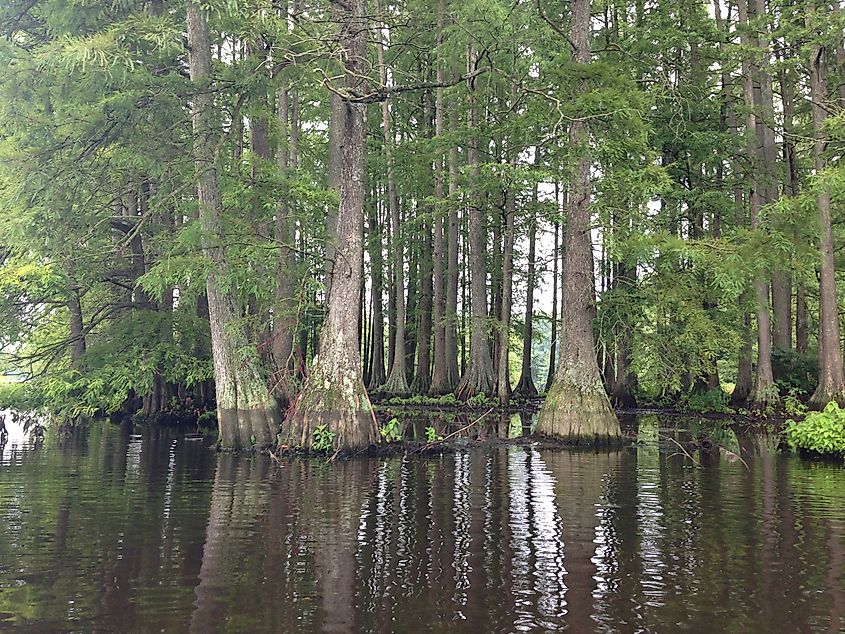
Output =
[
  {"x1": 311, "y1": 424, "x2": 336, "y2": 453},
  {"x1": 786, "y1": 402, "x2": 845, "y2": 457},
  {"x1": 379, "y1": 417, "x2": 402, "y2": 442}
]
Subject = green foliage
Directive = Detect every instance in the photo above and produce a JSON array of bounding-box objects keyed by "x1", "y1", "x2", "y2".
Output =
[
  {"x1": 466, "y1": 393, "x2": 493, "y2": 407},
  {"x1": 685, "y1": 388, "x2": 733, "y2": 414},
  {"x1": 384, "y1": 394, "x2": 463, "y2": 407},
  {"x1": 785, "y1": 402, "x2": 845, "y2": 457},
  {"x1": 782, "y1": 388, "x2": 808, "y2": 419},
  {"x1": 311, "y1": 424, "x2": 335, "y2": 453},
  {"x1": 379, "y1": 417, "x2": 402, "y2": 442},
  {"x1": 772, "y1": 348, "x2": 819, "y2": 395},
  {"x1": 424, "y1": 425, "x2": 439, "y2": 442}
]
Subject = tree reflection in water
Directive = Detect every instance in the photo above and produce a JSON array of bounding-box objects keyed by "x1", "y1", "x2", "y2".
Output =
[{"x1": 0, "y1": 421, "x2": 843, "y2": 632}]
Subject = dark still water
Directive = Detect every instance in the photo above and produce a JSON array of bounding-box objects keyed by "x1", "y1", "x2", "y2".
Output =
[{"x1": 1, "y1": 415, "x2": 844, "y2": 633}]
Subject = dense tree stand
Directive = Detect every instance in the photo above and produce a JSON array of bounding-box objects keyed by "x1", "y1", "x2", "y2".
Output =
[
  {"x1": 536, "y1": 0, "x2": 619, "y2": 445},
  {"x1": 283, "y1": 0, "x2": 377, "y2": 452}
]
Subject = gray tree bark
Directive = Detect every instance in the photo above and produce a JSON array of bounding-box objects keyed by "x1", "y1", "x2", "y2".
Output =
[
  {"x1": 536, "y1": 0, "x2": 619, "y2": 443},
  {"x1": 455, "y1": 46, "x2": 494, "y2": 400},
  {"x1": 186, "y1": 1, "x2": 281, "y2": 449},
  {"x1": 807, "y1": 5, "x2": 845, "y2": 406},
  {"x1": 738, "y1": 0, "x2": 777, "y2": 408},
  {"x1": 283, "y1": 0, "x2": 377, "y2": 450}
]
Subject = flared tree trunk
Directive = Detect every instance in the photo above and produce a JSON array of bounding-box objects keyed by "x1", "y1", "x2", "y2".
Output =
[
  {"x1": 444, "y1": 112, "x2": 461, "y2": 389},
  {"x1": 515, "y1": 204, "x2": 538, "y2": 397},
  {"x1": 272, "y1": 83, "x2": 298, "y2": 407},
  {"x1": 545, "y1": 217, "x2": 559, "y2": 393},
  {"x1": 455, "y1": 48, "x2": 494, "y2": 400},
  {"x1": 186, "y1": 1, "x2": 281, "y2": 449},
  {"x1": 367, "y1": 200, "x2": 386, "y2": 390},
  {"x1": 497, "y1": 162, "x2": 515, "y2": 406},
  {"x1": 536, "y1": 0, "x2": 619, "y2": 444},
  {"x1": 738, "y1": 0, "x2": 777, "y2": 408},
  {"x1": 412, "y1": 213, "x2": 433, "y2": 394},
  {"x1": 807, "y1": 12, "x2": 845, "y2": 406},
  {"x1": 283, "y1": 0, "x2": 377, "y2": 451},
  {"x1": 378, "y1": 11, "x2": 409, "y2": 396},
  {"x1": 430, "y1": 1, "x2": 450, "y2": 395}
]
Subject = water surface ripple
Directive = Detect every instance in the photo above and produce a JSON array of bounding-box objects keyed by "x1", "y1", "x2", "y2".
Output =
[{"x1": 0, "y1": 417, "x2": 843, "y2": 632}]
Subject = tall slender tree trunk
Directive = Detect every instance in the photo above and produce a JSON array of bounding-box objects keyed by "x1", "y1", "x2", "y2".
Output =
[
  {"x1": 284, "y1": 0, "x2": 377, "y2": 451},
  {"x1": 738, "y1": 0, "x2": 777, "y2": 408},
  {"x1": 404, "y1": 241, "x2": 419, "y2": 382},
  {"x1": 186, "y1": 0, "x2": 281, "y2": 449},
  {"x1": 716, "y1": 0, "x2": 752, "y2": 406},
  {"x1": 272, "y1": 77, "x2": 298, "y2": 406},
  {"x1": 545, "y1": 212, "x2": 559, "y2": 393},
  {"x1": 537, "y1": 0, "x2": 619, "y2": 443},
  {"x1": 516, "y1": 192, "x2": 538, "y2": 397},
  {"x1": 795, "y1": 283, "x2": 809, "y2": 354},
  {"x1": 430, "y1": 0, "x2": 449, "y2": 394},
  {"x1": 807, "y1": 6, "x2": 845, "y2": 406},
  {"x1": 497, "y1": 155, "x2": 516, "y2": 406},
  {"x1": 68, "y1": 283, "x2": 86, "y2": 367},
  {"x1": 752, "y1": 0, "x2": 791, "y2": 352},
  {"x1": 367, "y1": 198, "x2": 386, "y2": 390},
  {"x1": 445, "y1": 110, "x2": 461, "y2": 389},
  {"x1": 378, "y1": 6, "x2": 409, "y2": 395},
  {"x1": 412, "y1": 213, "x2": 433, "y2": 394},
  {"x1": 455, "y1": 47, "x2": 494, "y2": 400}
]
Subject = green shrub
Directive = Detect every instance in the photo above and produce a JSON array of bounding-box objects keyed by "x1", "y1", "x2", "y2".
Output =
[
  {"x1": 467, "y1": 393, "x2": 492, "y2": 407},
  {"x1": 772, "y1": 348, "x2": 819, "y2": 395},
  {"x1": 686, "y1": 388, "x2": 733, "y2": 414},
  {"x1": 312, "y1": 424, "x2": 335, "y2": 453},
  {"x1": 379, "y1": 417, "x2": 402, "y2": 442},
  {"x1": 782, "y1": 388, "x2": 808, "y2": 419},
  {"x1": 785, "y1": 401, "x2": 845, "y2": 456},
  {"x1": 425, "y1": 425, "x2": 442, "y2": 442}
]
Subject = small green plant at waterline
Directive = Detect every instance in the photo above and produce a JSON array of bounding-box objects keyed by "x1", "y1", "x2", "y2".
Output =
[
  {"x1": 380, "y1": 417, "x2": 402, "y2": 442},
  {"x1": 782, "y1": 388, "x2": 808, "y2": 419},
  {"x1": 467, "y1": 393, "x2": 493, "y2": 408},
  {"x1": 312, "y1": 424, "x2": 335, "y2": 453},
  {"x1": 425, "y1": 425, "x2": 442, "y2": 442},
  {"x1": 785, "y1": 401, "x2": 845, "y2": 457}
]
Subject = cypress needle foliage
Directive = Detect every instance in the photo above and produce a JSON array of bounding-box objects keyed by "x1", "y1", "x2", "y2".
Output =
[{"x1": 0, "y1": 0, "x2": 844, "y2": 447}]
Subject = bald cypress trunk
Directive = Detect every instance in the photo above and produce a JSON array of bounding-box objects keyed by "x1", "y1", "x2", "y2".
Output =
[
  {"x1": 186, "y1": 0, "x2": 281, "y2": 449},
  {"x1": 272, "y1": 84, "x2": 298, "y2": 406},
  {"x1": 545, "y1": 214, "x2": 560, "y2": 394},
  {"x1": 738, "y1": 0, "x2": 777, "y2": 408},
  {"x1": 537, "y1": 0, "x2": 619, "y2": 443},
  {"x1": 412, "y1": 213, "x2": 433, "y2": 394},
  {"x1": 444, "y1": 110, "x2": 461, "y2": 389},
  {"x1": 367, "y1": 198, "x2": 386, "y2": 390},
  {"x1": 378, "y1": 6, "x2": 409, "y2": 395},
  {"x1": 515, "y1": 195, "x2": 538, "y2": 398},
  {"x1": 497, "y1": 157, "x2": 516, "y2": 406},
  {"x1": 283, "y1": 0, "x2": 377, "y2": 451},
  {"x1": 455, "y1": 47, "x2": 494, "y2": 400},
  {"x1": 807, "y1": 5, "x2": 845, "y2": 406},
  {"x1": 68, "y1": 283, "x2": 86, "y2": 368},
  {"x1": 430, "y1": 0, "x2": 450, "y2": 394}
]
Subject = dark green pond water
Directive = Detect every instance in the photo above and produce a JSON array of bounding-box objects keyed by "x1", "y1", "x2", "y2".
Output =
[{"x1": 0, "y1": 413, "x2": 843, "y2": 633}]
